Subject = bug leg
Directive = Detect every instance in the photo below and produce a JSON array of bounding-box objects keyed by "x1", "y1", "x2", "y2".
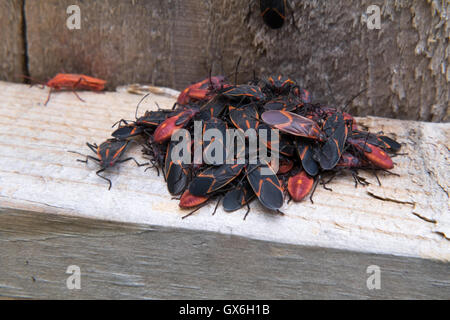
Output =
[
  {"x1": 111, "y1": 119, "x2": 130, "y2": 128},
  {"x1": 212, "y1": 196, "x2": 222, "y2": 216},
  {"x1": 351, "y1": 170, "x2": 369, "y2": 187},
  {"x1": 144, "y1": 159, "x2": 160, "y2": 176},
  {"x1": 72, "y1": 90, "x2": 85, "y2": 103},
  {"x1": 320, "y1": 173, "x2": 334, "y2": 192},
  {"x1": 96, "y1": 168, "x2": 112, "y2": 190},
  {"x1": 44, "y1": 88, "x2": 53, "y2": 106},
  {"x1": 381, "y1": 169, "x2": 400, "y2": 177},
  {"x1": 118, "y1": 157, "x2": 149, "y2": 167},
  {"x1": 243, "y1": 202, "x2": 251, "y2": 220},
  {"x1": 309, "y1": 176, "x2": 320, "y2": 204},
  {"x1": 86, "y1": 142, "x2": 98, "y2": 154},
  {"x1": 390, "y1": 152, "x2": 408, "y2": 159},
  {"x1": 182, "y1": 201, "x2": 209, "y2": 219},
  {"x1": 372, "y1": 170, "x2": 382, "y2": 186},
  {"x1": 76, "y1": 155, "x2": 100, "y2": 164},
  {"x1": 68, "y1": 150, "x2": 100, "y2": 164}
]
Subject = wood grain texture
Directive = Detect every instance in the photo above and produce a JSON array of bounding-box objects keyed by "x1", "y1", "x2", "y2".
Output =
[
  {"x1": 24, "y1": 0, "x2": 208, "y2": 91},
  {"x1": 0, "y1": 81, "x2": 448, "y2": 266},
  {"x1": 0, "y1": 208, "x2": 449, "y2": 299},
  {"x1": 0, "y1": 0, "x2": 25, "y2": 81},
  {"x1": 21, "y1": 0, "x2": 450, "y2": 121}
]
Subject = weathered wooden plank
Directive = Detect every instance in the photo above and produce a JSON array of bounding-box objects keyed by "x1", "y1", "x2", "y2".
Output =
[
  {"x1": 0, "y1": 208, "x2": 449, "y2": 299},
  {"x1": 24, "y1": 0, "x2": 209, "y2": 91},
  {"x1": 22, "y1": 0, "x2": 449, "y2": 121},
  {"x1": 0, "y1": 81, "x2": 448, "y2": 266},
  {"x1": 0, "y1": 0, "x2": 25, "y2": 81}
]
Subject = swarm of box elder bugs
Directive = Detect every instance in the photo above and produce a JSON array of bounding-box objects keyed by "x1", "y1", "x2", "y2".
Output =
[{"x1": 74, "y1": 73, "x2": 402, "y2": 219}]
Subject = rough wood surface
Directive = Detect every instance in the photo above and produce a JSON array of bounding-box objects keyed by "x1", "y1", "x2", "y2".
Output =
[
  {"x1": 0, "y1": 81, "x2": 448, "y2": 264},
  {"x1": 0, "y1": 0, "x2": 25, "y2": 81},
  {"x1": 21, "y1": 0, "x2": 450, "y2": 121},
  {"x1": 24, "y1": 0, "x2": 208, "y2": 91},
  {"x1": 0, "y1": 208, "x2": 449, "y2": 299}
]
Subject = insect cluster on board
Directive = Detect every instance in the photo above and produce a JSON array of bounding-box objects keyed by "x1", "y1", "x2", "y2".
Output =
[{"x1": 72, "y1": 74, "x2": 402, "y2": 219}]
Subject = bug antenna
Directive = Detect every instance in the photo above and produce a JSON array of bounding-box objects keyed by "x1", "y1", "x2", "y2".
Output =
[
  {"x1": 18, "y1": 74, "x2": 46, "y2": 87},
  {"x1": 208, "y1": 65, "x2": 213, "y2": 88},
  {"x1": 135, "y1": 93, "x2": 151, "y2": 119},
  {"x1": 234, "y1": 57, "x2": 242, "y2": 86},
  {"x1": 342, "y1": 87, "x2": 368, "y2": 113}
]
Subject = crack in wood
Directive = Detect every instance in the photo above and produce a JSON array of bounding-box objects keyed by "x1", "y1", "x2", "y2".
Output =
[{"x1": 366, "y1": 191, "x2": 415, "y2": 206}]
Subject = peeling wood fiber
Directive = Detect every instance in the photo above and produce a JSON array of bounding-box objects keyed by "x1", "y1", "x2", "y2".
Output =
[{"x1": 0, "y1": 0, "x2": 445, "y2": 121}]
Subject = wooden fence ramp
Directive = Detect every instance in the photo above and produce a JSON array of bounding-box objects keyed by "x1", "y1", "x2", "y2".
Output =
[{"x1": 0, "y1": 81, "x2": 448, "y2": 299}]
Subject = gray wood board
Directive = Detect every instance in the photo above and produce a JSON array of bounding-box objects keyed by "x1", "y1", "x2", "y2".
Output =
[{"x1": 0, "y1": 208, "x2": 449, "y2": 299}]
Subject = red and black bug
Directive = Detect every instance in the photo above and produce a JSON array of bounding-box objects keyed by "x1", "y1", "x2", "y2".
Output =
[
  {"x1": 316, "y1": 111, "x2": 348, "y2": 170},
  {"x1": 228, "y1": 105, "x2": 260, "y2": 131},
  {"x1": 112, "y1": 95, "x2": 174, "y2": 140},
  {"x1": 246, "y1": 161, "x2": 284, "y2": 210},
  {"x1": 112, "y1": 124, "x2": 145, "y2": 140},
  {"x1": 25, "y1": 73, "x2": 106, "y2": 105},
  {"x1": 287, "y1": 170, "x2": 315, "y2": 202},
  {"x1": 347, "y1": 138, "x2": 394, "y2": 170},
  {"x1": 177, "y1": 76, "x2": 228, "y2": 105},
  {"x1": 336, "y1": 152, "x2": 364, "y2": 169},
  {"x1": 200, "y1": 99, "x2": 228, "y2": 119},
  {"x1": 202, "y1": 117, "x2": 228, "y2": 165},
  {"x1": 179, "y1": 189, "x2": 209, "y2": 209},
  {"x1": 261, "y1": 110, "x2": 325, "y2": 141},
  {"x1": 351, "y1": 130, "x2": 401, "y2": 153},
  {"x1": 189, "y1": 163, "x2": 245, "y2": 197},
  {"x1": 153, "y1": 107, "x2": 199, "y2": 143},
  {"x1": 263, "y1": 96, "x2": 298, "y2": 112},
  {"x1": 164, "y1": 132, "x2": 192, "y2": 195},
  {"x1": 135, "y1": 109, "x2": 174, "y2": 128},
  {"x1": 70, "y1": 139, "x2": 147, "y2": 190},
  {"x1": 260, "y1": 0, "x2": 287, "y2": 29},
  {"x1": 273, "y1": 157, "x2": 294, "y2": 175},
  {"x1": 222, "y1": 180, "x2": 255, "y2": 218},
  {"x1": 296, "y1": 141, "x2": 319, "y2": 176},
  {"x1": 220, "y1": 85, "x2": 266, "y2": 101},
  {"x1": 262, "y1": 75, "x2": 296, "y2": 94}
]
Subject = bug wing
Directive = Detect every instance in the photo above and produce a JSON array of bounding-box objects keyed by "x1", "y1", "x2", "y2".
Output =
[
  {"x1": 246, "y1": 163, "x2": 284, "y2": 210},
  {"x1": 189, "y1": 164, "x2": 244, "y2": 196}
]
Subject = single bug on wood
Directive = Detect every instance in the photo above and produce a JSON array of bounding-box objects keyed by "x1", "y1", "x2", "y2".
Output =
[
  {"x1": 25, "y1": 73, "x2": 106, "y2": 106},
  {"x1": 69, "y1": 139, "x2": 147, "y2": 190}
]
